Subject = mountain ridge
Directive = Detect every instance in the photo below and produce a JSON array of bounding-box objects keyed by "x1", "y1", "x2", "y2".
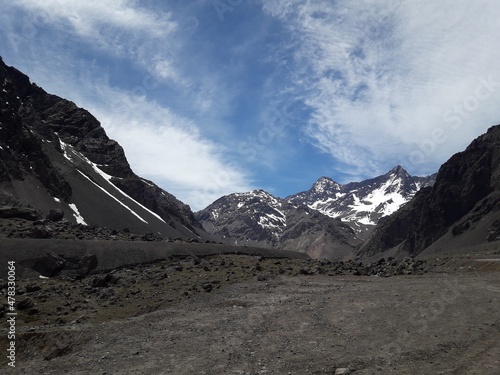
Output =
[
  {"x1": 196, "y1": 166, "x2": 435, "y2": 258},
  {"x1": 195, "y1": 188, "x2": 361, "y2": 258},
  {"x1": 287, "y1": 165, "x2": 436, "y2": 232},
  {"x1": 0, "y1": 56, "x2": 207, "y2": 241},
  {"x1": 358, "y1": 124, "x2": 500, "y2": 259}
]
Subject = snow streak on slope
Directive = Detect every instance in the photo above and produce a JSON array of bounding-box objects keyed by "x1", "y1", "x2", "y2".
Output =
[
  {"x1": 235, "y1": 190, "x2": 287, "y2": 232},
  {"x1": 59, "y1": 138, "x2": 167, "y2": 224},
  {"x1": 77, "y1": 170, "x2": 149, "y2": 224},
  {"x1": 68, "y1": 203, "x2": 87, "y2": 225}
]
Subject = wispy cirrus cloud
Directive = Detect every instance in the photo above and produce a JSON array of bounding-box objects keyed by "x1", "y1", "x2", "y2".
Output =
[
  {"x1": 262, "y1": 0, "x2": 500, "y2": 179},
  {"x1": 2, "y1": 0, "x2": 499, "y2": 207},
  {"x1": 0, "y1": 0, "x2": 253, "y2": 210},
  {"x1": 14, "y1": 0, "x2": 177, "y2": 37},
  {"x1": 89, "y1": 91, "x2": 252, "y2": 211},
  {"x1": 9, "y1": 0, "x2": 186, "y2": 87}
]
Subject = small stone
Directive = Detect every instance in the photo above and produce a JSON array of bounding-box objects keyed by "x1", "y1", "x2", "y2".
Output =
[
  {"x1": 335, "y1": 368, "x2": 351, "y2": 375},
  {"x1": 202, "y1": 283, "x2": 213, "y2": 292}
]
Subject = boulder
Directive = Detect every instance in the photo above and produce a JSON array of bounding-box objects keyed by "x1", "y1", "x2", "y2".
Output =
[
  {"x1": 46, "y1": 209, "x2": 64, "y2": 221},
  {"x1": 29, "y1": 252, "x2": 67, "y2": 277}
]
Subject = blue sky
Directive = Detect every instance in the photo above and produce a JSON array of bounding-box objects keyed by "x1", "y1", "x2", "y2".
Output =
[{"x1": 1, "y1": 0, "x2": 500, "y2": 210}]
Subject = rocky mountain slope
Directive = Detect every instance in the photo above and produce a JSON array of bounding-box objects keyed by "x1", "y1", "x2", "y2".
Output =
[
  {"x1": 196, "y1": 167, "x2": 435, "y2": 258},
  {"x1": 287, "y1": 166, "x2": 435, "y2": 237},
  {"x1": 358, "y1": 125, "x2": 500, "y2": 259},
  {"x1": 195, "y1": 189, "x2": 362, "y2": 258},
  {"x1": 0, "y1": 56, "x2": 208, "y2": 241}
]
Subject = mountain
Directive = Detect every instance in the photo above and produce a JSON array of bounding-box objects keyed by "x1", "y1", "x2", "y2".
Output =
[
  {"x1": 358, "y1": 125, "x2": 500, "y2": 260},
  {"x1": 196, "y1": 167, "x2": 436, "y2": 258},
  {"x1": 287, "y1": 166, "x2": 436, "y2": 238},
  {"x1": 0, "y1": 57, "x2": 208, "y2": 241},
  {"x1": 195, "y1": 189, "x2": 362, "y2": 258}
]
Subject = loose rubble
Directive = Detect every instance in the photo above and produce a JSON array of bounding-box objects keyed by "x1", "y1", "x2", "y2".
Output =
[
  {"x1": 0, "y1": 216, "x2": 203, "y2": 243},
  {"x1": 0, "y1": 253, "x2": 429, "y2": 331}
]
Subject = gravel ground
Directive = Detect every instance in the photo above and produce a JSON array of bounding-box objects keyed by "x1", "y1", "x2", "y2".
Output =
[{"x1": 1, "y1": 253, "x2": 499, "y2": 375}]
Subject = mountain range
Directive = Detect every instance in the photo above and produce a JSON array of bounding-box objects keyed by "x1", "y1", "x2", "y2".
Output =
[
  {"x1": 195, "y1": 166, "x2": 436, "y2": 257},
  {"x1": 195, "y1": 189, "x2": 361, "y2": 258},
  {"x1": 1, "y1": 56, "x2": 498, "y2": 260},
  {"x1": 287, "y1": 166, "x2": 436, "y2": 234}
]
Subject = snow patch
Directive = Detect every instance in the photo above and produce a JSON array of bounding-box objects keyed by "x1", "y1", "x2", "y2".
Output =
[
  {"x1": 211, "y1": 208, "x2": 221, "y2": 220},
  {"x1": 68, "y1": 203, "x2": 87, "y2": 225},
  {"x1": 53, "y1": 197, "x2": 61, "y2": 203}
]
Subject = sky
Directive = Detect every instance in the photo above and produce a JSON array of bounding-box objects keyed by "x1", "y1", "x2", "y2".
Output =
[{"x1": 1, "y1": 0, "x2": 500, "y2": 211}]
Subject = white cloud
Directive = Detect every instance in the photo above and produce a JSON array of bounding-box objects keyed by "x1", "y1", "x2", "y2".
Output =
[
  {"x1": 262, "y1": 0, "x2": 500, "y2": 177},
  {"x1": 12, "y1": 0, "x2": 184, "y2": 86},
  {"x1": 87, "y1": 90, "x2": 253, "y2": 211},
  {"x1": 1, "y1": 1, "x2": 253, "y2": 210},
  {"x1": 15, "y1": 0, "x2": 176, "y2": 37}
]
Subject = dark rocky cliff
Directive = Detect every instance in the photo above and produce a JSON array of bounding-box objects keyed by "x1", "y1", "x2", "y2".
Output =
[
  {"x1": 358, "y1": 125, "x2": 500, "y2": 258},
  {"x1": 0, "y1": 56, "x2": 205, "y2": 239}
]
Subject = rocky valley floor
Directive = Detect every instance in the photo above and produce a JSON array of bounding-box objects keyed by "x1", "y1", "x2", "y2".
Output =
[{"x1": 1, "y1": 249, "x2": 499, "y2": 375}]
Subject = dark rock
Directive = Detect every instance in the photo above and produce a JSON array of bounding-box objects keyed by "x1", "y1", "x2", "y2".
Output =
[
  {"x1": 17, "y1": 298, "x2": 35, "y2": 310},
  {"x1": 89, "y1": 275, "x2": 108, "y2": 288},
  {"x1": 29, "y1": 252, "x2": 67, "y2": 277},
  {"x1": 256, "y1": 273, "x2": 267, "y2": 281},
  {"x1": 31, "y1": 226, "x2": 52, "y2": 239},
  {"x1": 0, "y1": 206, "x2": 41, "y2": 220},
  {"x1": 359, "y1": 125, "x2": 500, "y2": 257},
  {"x1": 58, "y1": 270, "x2": 85, "y2": 282},
  {"x1": 172, "y1": 264, "x2": 183, "y2": 272},
  {"x1": 78, "y1": 254, "x2": 98, "y2": 275},
  {"x1": 46, "y1": 209, "x2": 64, "y2": 221},
  {"x1": 89, "y1": 274, "x2": 118, "y2": 288},
  {"x1": 26, "y1": 284, "x2": 41, "y2": 293},
  {"x1": 44, "y1": 345, "x2": 71, "y2": 361},
  {"x1": 141, "y1": 233, "x2": 158, "y2": 242},
  {"x1": 202, "y1": 283, "x2": 213, "y2": 292},
  {"x1": 96, "y1": 288, "x2": 115, "y2": 300}
]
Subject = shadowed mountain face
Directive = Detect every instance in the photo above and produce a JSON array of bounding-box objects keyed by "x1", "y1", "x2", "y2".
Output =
[
  {"x1": 358, "y1": 125, "x2": 500, "y2": 259},
  {"x1": 0, "y1": 57, "x2": 207, "y2": 240}
]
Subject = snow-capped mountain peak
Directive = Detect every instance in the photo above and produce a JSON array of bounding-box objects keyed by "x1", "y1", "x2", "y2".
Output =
[
  {"x1": 196, "y1": 166, "x2": 435, "y2": 257},
  {"x1": 287, "y1": 166, "x2": 436, "y2": 238},
  {"x1": 312, "y1": 177, "x2": 342, "y2": 194},
  {"x1": 195, "y1": 189, "x2": 360, "y2": 258}
]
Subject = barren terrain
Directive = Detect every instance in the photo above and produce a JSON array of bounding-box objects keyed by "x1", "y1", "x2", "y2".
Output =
[{"x1": 0, "y1": 245, "x2": 499, "y2": 375}]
